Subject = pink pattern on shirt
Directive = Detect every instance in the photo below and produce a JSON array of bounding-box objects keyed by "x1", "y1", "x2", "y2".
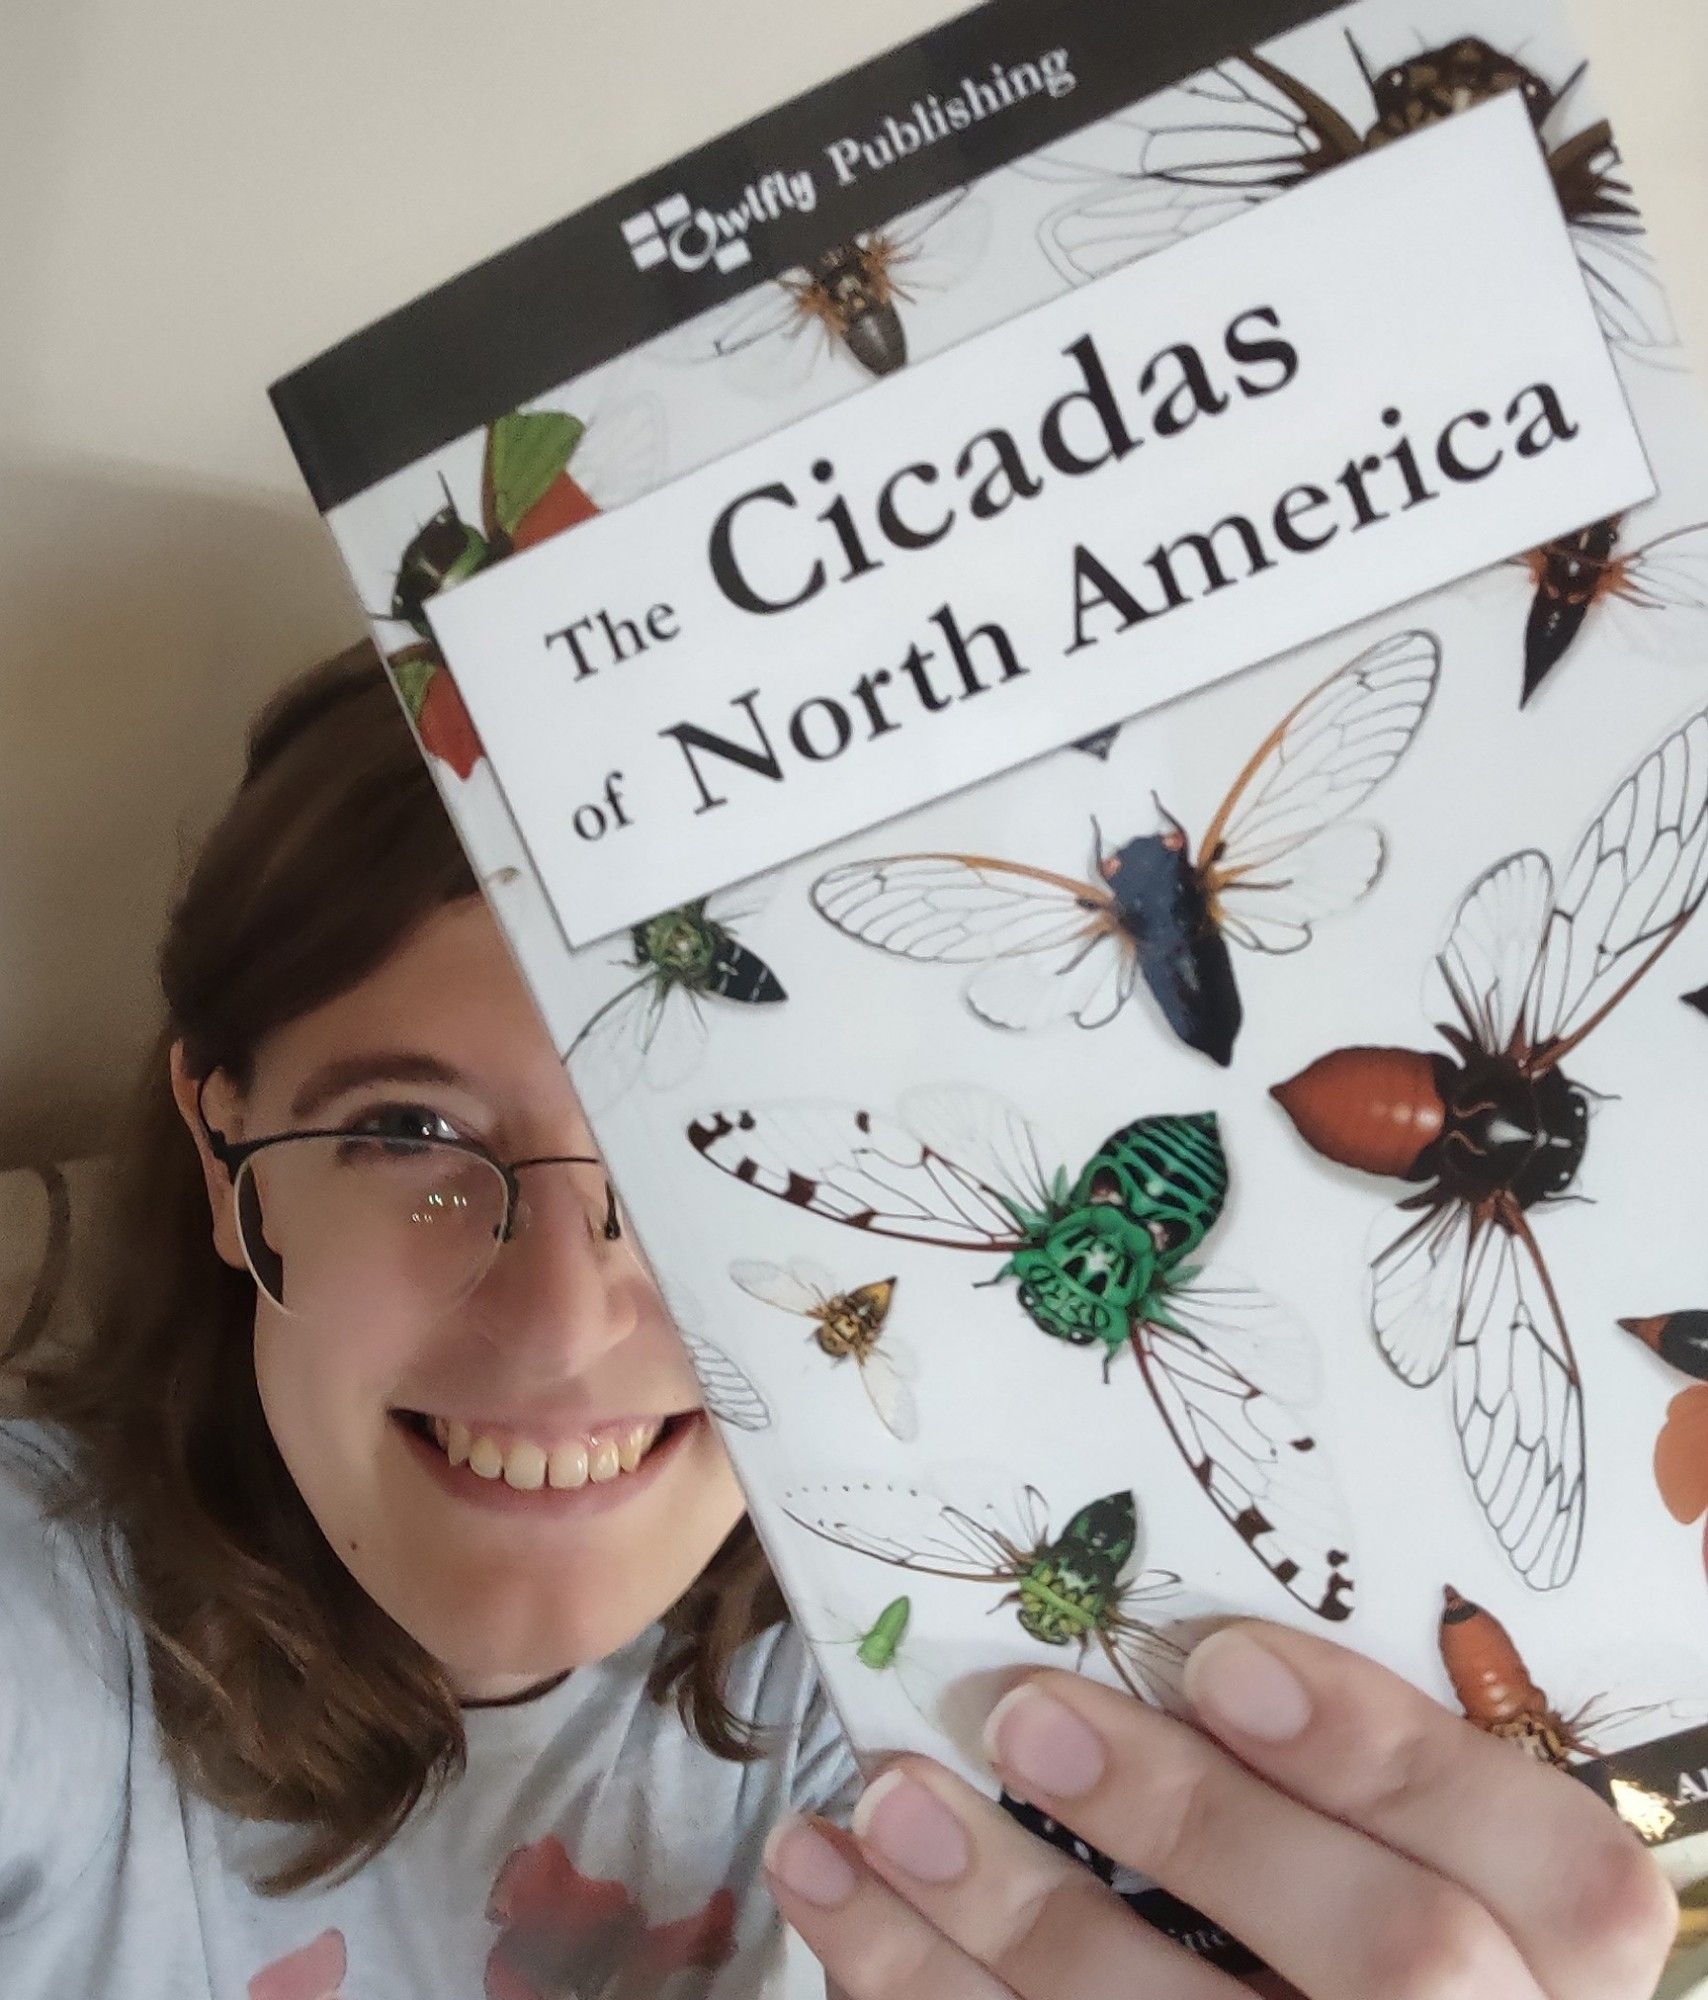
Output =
[{"x1": 484, "y1": 1837, "x2": 734, "y2": 2000}]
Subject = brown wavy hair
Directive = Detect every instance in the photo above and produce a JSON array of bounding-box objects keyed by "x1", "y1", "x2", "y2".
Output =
[{"x1": 8, "y1": 640, "x2": 784, "y2": 1895}]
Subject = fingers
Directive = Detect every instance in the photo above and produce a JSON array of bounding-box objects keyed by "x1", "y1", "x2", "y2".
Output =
[
  {"x1": 1178, "y1": 1623, "x2": 1680, "y2": 2000},
  {"x1": 765, "y1": 1772, "x2": 1249, "y2": 2000},
  {"x1": 984, "y1": 1668, "x2": 1546, "y2": 1999}
]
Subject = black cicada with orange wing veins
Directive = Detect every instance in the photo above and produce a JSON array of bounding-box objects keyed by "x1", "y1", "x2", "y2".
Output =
[
  {"x1": 690, "y1": 189, "x2": 988, "y2": 387},
  {"x1": 1272, "y1": 707, "x2": 1708, "y2": 1589},
  {"x1": 812, "y1": 631, "x2": 1438, "y2": 1066},
  {"x1": 1030, "y1": 35, "x2": 1673, "y2": 367},
  {"x1": 1515, "y1": 512, "x2": 1708, "y2": 706}
]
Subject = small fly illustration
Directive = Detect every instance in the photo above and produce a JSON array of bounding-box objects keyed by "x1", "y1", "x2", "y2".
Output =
[{"x1": 730, "y1": 1258, "x2": 917, "y2": 1441}]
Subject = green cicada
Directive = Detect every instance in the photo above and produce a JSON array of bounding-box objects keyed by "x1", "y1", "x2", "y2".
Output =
[
  {"x1": 690, "y1": 1086, "x2": 1354, "y2": 1622},
  {"x1": 564, "y1": 896, "x2": 786, "y2": 1111},
  {"x1": 785, "y1": 1478, "x2": 1183, "y2": 1705}
]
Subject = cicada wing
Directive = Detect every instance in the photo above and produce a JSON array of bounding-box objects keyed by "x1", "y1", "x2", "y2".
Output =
[
  {"x1": 781, "y1": 1477, "x2": 1025, "y2": 1580},
  {"x1": 1603, "y1": 523, "x2": 1708, "y2": 652},
  {"x1": 1140, "y1": 55, "x2": 1364, "y2": 195},
  {"x1": 811, "y1": 853, "x2": 1118, "y2": 960},
  {"x1": 1161, "y1": 1275, "x2": 1321, "y2": 1405},
  {"x1": 858, "y1": 1346, "x2": 920, "y2": 1443},
  {"x1": 568, "y1": 391, "x2": 671, "y2": 510},
  {"x1": 881, "y1": 185, "x2": 992, "y2": 298},
  {"x1": 894, "y1": 1083, "x2": 1058, "y2": 1218},
  {"x1": 481, "y1": 409, "x2": 583, "y2": 541},
  {"x1": 1571, "y1": 218, "x2": 1681, "y2": 365},
  {"x1": 562, "y1": 976, "x2": 655, "y2": 1111},
  {"x1": 728, "y1": 1259, "x2": 828, "y2": 1316},
  {"x1": 1033, "y1": 174, "x2": 1246, "y2": 288},
  {"x1": 1450, "y1": 1216, "x2": 1586, "y2": 1590},
  {"x1": 677, "y1": 1325, "x2": 774, "y2": 1433},
  {"x1": 1214, "y1": 822, "x2": 1387, "y2": 956},
  {"x1": 964, "y1": 935, "x2": 1138, "y2": 1032},
  {"x1": 1200, "y1": 631, "x2": 1441, "y2": 949},
  {"x1": 1434, "y1": 851, "x2": 1556, "y2": 1057},
  {"x1": 1098, "y1": 1604, "x2": 1190, "y2": 1710},
  {"x1": 633, "y1": 985, "x2": 712, "y2": 1094},
  {"x1": 1134, "y1": 1299, "x2": 1356, "y2": 1622},
  {"x1": 687, "y1": 1102, "x2": 1027, "y2": 1251},
  {"x1": 1370, "y1": 1200, "x2": 1476, "y2": 1388},
  {"x1": 1526, "y1": 708, "x2": 1708, "y2": 1064}
]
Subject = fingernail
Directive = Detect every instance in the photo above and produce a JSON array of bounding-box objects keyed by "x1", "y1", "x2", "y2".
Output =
[
  {"x1": 1184, "y1": 1628, "x2": 1312, "y2": 1742},
  {"x1": 853, "y1": 1769, "x2": 971, "y2": 1884},
  {"x1": 983, "y1": 1684, "x2": 1107, "y2": 1798},
  {"x1": 764, "y1": 1815, "x2": 858, "y2": 1908}
]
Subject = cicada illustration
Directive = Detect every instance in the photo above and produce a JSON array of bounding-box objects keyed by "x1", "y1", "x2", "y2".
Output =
[
  {"x1": 1273, "y1": 707, "x2": 1708, "y2": 1589},
  {"x1": 999, "y1": 1793, "x2": 1258, "y2": 1974},
  {"x1": 689, "y1": 1087, "x2": 1355, "y2": 1619},
  {"x1": 1029, "y1": 34, "x2": 1672, "y2": 365},
  {"x1": 687, "y1": 189, "x2": 988, "y2": 386},
  {"x1": 812, "y1": 630, "x2": 1439, "y2": 1066},
  {"x1": 1621, "y1": 1312, "x2": 1708, "y2": 1383},
  {"x1": 1514, "y1": 513, "x2": 1708, "y2": 705},
  {"x1": 782, "y1": 1478, "x2": 1185, "y2": 1705},
  {"x1": 674, "y1": 1324, "x2": 773, "y2": 1435},
  {"x1": 811, "y1": 1592, "x2": 940, "y2": 1727},
  {"x1": 730, "y1": 1259, "x2": 916, "y2": 1441},
  {"x1": 561, "y1": 895, "x2": 785, "y2": 1110},
  {"x1": 1439, "y1": 1585, "x2": 1605, "y2": 1765},
  {"x1": 1621, "y1": 1313, "x2": 1708, "y2": 1578},
  {"x1": 378, "y1": 401, "x2": 663, "y2": 778}
]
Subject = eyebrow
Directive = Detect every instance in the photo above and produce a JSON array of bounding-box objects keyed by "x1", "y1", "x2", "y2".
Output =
[{"x1": 288, "y1": 1053, "x2": 475, "y2": 1122}]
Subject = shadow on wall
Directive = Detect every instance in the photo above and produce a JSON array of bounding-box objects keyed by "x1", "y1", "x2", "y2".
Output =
[{"x1": 0, "y1": 454, "x2": 361, "y2": 1166}]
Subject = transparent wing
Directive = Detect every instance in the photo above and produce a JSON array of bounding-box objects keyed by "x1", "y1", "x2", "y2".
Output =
[
  {"x1": 1162, "y1": 1273, "x2": 1321, "y2": 1405},
  {"x1": 1033, "y1": 173, "x2": 1248, "y2": 287},
  {"x1": 1201, "y1": 631, "x2": 1441, "y2": 950},
  {"x1": 677, "y1": 1326, "x2": 774, "y2": 1433},
  {"x1": 562, "y1": 975, "x2": 654, "y2": 1110},
  {"x1": 687, "y1": 1102, "x2": 1027, "y2": 1250},
  {"x1": 1603, "y1": 523, "x2": 1708, "y2": 655},
  {"x1": 1572, "y1": 218, "x2": 1681, "y2": 364},
  {"x1": 1451, "y1": 1217, "x2": 1586, "y2": 1590},
  {"x1": 1370, "y1": 1200, "x2": 1477, "y2": 1388},
  {"x1": 880, "y1": 186, "x2": 992, "y2": 298},
  {"x1": 1135, "y1": 1294, "x2": 1356, "y2": 1622},
  {"x1": 857, "y1": 1345, "x2": 920, "y2": 1443},
  {"x1": 728, "y1": 1259, "x2": 826, "y2": 1316},
  {"x1": 1140, "y1": 56, "x2": 1364, "y2": 196},
  {"x1": 1526, "y1": 708, "x2": 1708, "y2": 1063},
  {"x1": 895, "y1": 1084, "x2": 1058, "y2": 1217},
  {"x1": 570, "y1": 392, "x2": 670, "y2": 509},
  {"x1": 963, "y1": 938, "x2": 1139, "y2": 1032},
  {"x1": 1436, "y1": 852, "x2": 1556, "y2": 1057},
  {"x1": 781, "y1": 1477, "x2": 1025, "y2": 1581},
  {"x1": 1099, "y1": 1590, "x2": 1190, "y2": 1709},
  {"x1": 812, "y1": 853, "x2": 1115, "y2": 961}
]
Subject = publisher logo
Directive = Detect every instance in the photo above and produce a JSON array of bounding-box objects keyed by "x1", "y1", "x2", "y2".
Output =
[{"x1": 621, "y1": 195, "x2": 752, "y2": 276}]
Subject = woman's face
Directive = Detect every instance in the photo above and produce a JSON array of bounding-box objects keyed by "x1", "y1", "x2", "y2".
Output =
[{"x1": 176, "y1": 894, "x2": 744, "y2": 1700}]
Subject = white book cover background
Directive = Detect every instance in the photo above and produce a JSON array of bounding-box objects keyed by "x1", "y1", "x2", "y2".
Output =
[{"x1": 273, "y1": 0, "x2": 1708, "y2": 1952}]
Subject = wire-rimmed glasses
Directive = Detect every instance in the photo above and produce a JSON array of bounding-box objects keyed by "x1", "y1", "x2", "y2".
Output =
[{"x1": 196, "y1": 1080, "x2": 623, "y2": 1320}]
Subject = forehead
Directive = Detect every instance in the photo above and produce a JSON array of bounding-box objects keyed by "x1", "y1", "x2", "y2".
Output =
[{"x1": 249, "y1": 896, "x2": 563, "y2": 1111}]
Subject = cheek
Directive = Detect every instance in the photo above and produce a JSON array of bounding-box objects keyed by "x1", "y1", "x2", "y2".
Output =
[{"x1": 250, "y1": 1300, "x2": 415, "y2": 1552}]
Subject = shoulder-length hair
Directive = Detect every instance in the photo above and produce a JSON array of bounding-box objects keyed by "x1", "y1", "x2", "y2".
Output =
[{"x1": 9, "y1": 642, "x2": 783, "y2": 1894}]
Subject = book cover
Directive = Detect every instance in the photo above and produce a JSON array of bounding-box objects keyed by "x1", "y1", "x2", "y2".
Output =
[{"x1": 272, "y1": 0, "x2": 1708, "y2": 1966}]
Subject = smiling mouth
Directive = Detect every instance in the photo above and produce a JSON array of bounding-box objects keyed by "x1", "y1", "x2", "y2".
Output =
[{"x1": 390, "y1": 1409, "x2": 690, "y2": 1492}]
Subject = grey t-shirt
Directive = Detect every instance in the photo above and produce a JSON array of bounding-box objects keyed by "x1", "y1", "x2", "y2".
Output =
[{"x1": 0, "y1": 1420, "x2": 858, "y2": 1999}]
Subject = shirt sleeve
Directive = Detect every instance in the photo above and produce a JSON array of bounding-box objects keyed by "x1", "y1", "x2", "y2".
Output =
[
  {"x1": 0, "y1": 1425, "x2": 134, "y2": 1932},
  {"x1": 788, "y1": 1673, "x2": 862, "y2": 1827}
]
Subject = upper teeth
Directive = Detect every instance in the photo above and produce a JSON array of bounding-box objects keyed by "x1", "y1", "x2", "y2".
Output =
[{"x1": 428, "y1": 1417, "x2": 661, "y2": 1491}]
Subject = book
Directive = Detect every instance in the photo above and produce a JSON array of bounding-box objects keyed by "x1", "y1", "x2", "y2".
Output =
[{"x1": 272, "y1": 0, "x2": 1708, "y2": 1968}]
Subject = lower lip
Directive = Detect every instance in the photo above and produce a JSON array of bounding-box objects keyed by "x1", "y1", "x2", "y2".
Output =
[{"x1": 390, "y1": 1409, "x2": 697, "y2": 1519}]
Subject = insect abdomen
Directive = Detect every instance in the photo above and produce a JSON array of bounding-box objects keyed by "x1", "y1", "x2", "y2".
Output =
[
  {"x1": 1270, "y1": 1048, "x2": 1445, "y2": 1177},
  {"x1": 1081, "y1": 1112, "x2": 1227, "y2": 1252},
  {"x1": 1620, "y1": 1311, "x2": 1708, "y2": 1383}
]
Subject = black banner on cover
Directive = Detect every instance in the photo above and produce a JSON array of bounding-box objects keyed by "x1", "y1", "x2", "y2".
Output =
[{"x1": 270, "y1": 0, "x2": 1346, "y2": 512}]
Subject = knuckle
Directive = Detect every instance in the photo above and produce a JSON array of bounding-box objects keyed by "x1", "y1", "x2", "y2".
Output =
[
  {"x1": 1562, "y1": 1833, "x2": 1679, "y2": 1980},
  {"x1": 981, "y1": 1871, "x2": 1127, "y2": 1992},
  {"x1": 1123, "y1": 1750, "x2": 1222, "y2": 1882},
  {"x1": 1360, "y1": 1883, "x2": 1511, "y2": 2000},
  {"x1": 1336, "y1": 1712, "x2": 1452, "y2": 1825}
]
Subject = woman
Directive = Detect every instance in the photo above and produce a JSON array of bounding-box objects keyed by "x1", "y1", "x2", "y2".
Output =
[{"x1": 0, "y1": 642, "x2": 1678, "y2": 1998}]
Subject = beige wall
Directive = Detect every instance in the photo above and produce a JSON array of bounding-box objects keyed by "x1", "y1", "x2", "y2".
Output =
[{"x1": 3, "y1": 0, "x2": 1704, "y2": 1165}]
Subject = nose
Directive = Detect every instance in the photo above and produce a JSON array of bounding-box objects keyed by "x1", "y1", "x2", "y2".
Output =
[{"x1": 464, "y1": 1160, "x2": 642, "y2": 1369}]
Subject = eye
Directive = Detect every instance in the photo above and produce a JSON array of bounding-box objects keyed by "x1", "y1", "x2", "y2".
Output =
[{"x1": 346, "y1": 1103, "x2": 466, "y2": 1149}]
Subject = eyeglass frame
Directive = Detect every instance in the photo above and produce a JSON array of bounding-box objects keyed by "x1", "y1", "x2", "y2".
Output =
[{"x1": 194, "y1": 1075, "x2": 624, "y2": 1261}]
